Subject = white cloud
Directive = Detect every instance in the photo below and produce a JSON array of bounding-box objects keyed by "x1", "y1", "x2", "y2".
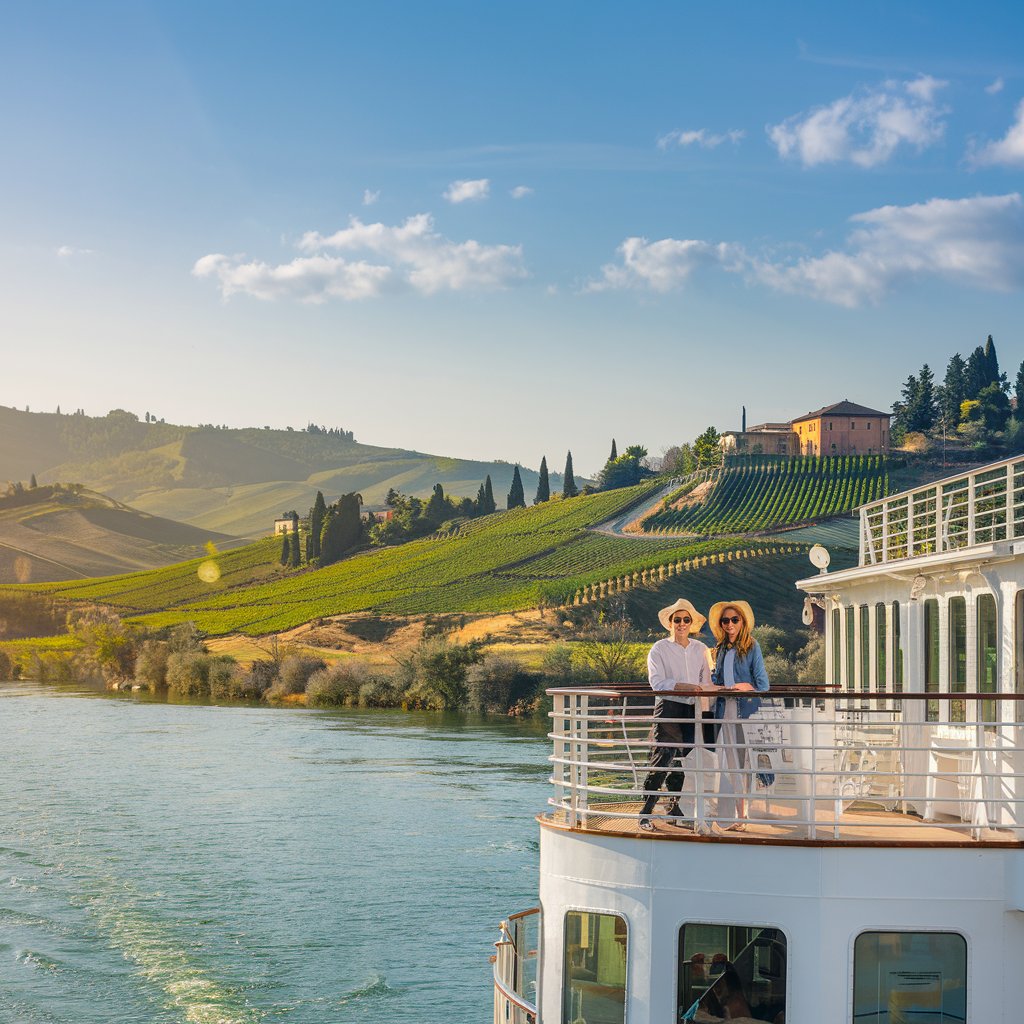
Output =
[
  {"x1": 753, "y1": 193, "x2": 1024, "y2": 306},
  {"x1": 587, "y1": 236, "x2": 744, "y2": 293},
  {"x1": 768, "y1": 75, "x2": 948, "y2": 167},
  {"x1": 986, "y1": 77, "x2": 1005, "y2": 95},
  {"x1": 510, "y1": 185, "x2": 534, "y2": 199},
  {"x1": 443, "y1": 178, "x2": 490, "y2": 203},
  {"x1": 362, "y1": 188, "x2": 380, "y2": 206},
  {"x1": 657, "y1": 128, "x2": 744, "y2": 150},
  {"x1": 56, "y1": 245, "x2": 95, "y2": 258},
  {"x1": 194, "y1": 213, "x2": 526, "y2": 302},
  {"x1": 588, "y1": 193, "x2": 1024, "y2": 308},
  {"x1": 970, "y1": 99, "x2": 1024, "y2": 167}
]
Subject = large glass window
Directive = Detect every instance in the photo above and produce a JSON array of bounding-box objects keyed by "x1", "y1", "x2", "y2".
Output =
[
  {"x1": 977, "y1": 593, "x2": 998, "y2": 727},
  {"x1": 875, "y1": 603, "x2": 887, "y2": 709},
  {"x1": 860, "y1": 605, "x2": 870, "y2": 701},
  {"x1": 949, "y1": 596, "x2": 967, "y2": 723},
  {"x1": 892, "y1": 601, "x2": 903, "y2": 703},
  {"x1": 678, "y1": 923, "x2": 786, "y2": 1023},
  {"x1": 846, "y1": 606, "x2": 855, "y2": 691},
  {"x1": 563, "y1": 911, "x2": 627, "y2": 1024},
  {"x1": 832, "y1": 608, "x2": 841, "y2": 686},
  {"x1": 924, "y1": 599, "x2": 940, "y2": 722},
  {"x1": 853, "y1": 931, "x2": 966, "y2": 1023}
]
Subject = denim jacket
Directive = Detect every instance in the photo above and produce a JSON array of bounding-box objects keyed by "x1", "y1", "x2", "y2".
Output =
[{"x1": 710, "y1": 639, "x2": 770, "y2": 721}]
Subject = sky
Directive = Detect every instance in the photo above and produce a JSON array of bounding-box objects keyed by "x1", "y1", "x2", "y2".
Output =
[{"x1": 2, "y1": 2, "x2": 1024, "y2": 476}]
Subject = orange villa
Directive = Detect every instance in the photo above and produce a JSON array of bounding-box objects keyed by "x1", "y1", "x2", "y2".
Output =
[{"x1": 721, "y1": 399, "x2": 891, "y2": 457}]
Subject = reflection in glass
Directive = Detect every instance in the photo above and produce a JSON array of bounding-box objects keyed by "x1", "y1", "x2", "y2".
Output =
[
  {"x1": 875, "y1": 602, "x2": 887, "y2": 709},
  {"x1": 678, "y1": 923, "x2": 786, "y2": 1022},
  {"x1": 563, "y1": 911, "x2": 627, "y2": 1024},
  {"x1": 853, "y1": 931, "x2": 966, "y2": 1024},
  {"x1": 924, "y1": 599, "x2": 940, "y2": 722},
  {"x1": 892, "y1": 601, "x2": 903, "y2": 705},
  {"x1": 978, "y1": 593, "x2": 998, "y2": 728},
  {"x1": 832, "y1": 608, "x2": 841, "y2": 686},
  {"x1": 846, "y1": 606, "x2": 855, "y2": 692},
  {"x1": 860, "y1": 605, "x2": 870, "y2": 704},
  {"x1": 949, "y1": 596, "x2": 966, "y2": 723}
]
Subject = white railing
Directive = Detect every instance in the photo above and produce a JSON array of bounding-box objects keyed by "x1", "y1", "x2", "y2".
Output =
[
  {"x1": 548, "y1": 687, "x2": 1024, "y2": 842},
  {"x1": 859, "y1": 454, "x2": 1024, "y2": 565},
  {"x1": 492, "y1": 908, "x2": 539, "y2": 1024}
]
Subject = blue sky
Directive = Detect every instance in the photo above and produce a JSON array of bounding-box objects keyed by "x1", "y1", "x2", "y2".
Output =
[{"x1": 3, "y1": 2, "x2": 1024, "y2": 475}]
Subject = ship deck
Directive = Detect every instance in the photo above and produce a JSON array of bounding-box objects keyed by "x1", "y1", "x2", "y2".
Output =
[{"x1": 540, "y1": 801, "x2": 1024, "y2": 847}]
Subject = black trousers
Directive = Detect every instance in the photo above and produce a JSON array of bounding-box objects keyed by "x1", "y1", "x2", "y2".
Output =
[{"x1": 641, "y1": 699, "x2": 717, "y2": 815}]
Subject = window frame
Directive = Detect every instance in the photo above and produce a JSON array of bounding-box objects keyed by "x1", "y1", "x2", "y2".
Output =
[{"x1": 562, "y1": 908, "x2": 629, "y2": 1024}]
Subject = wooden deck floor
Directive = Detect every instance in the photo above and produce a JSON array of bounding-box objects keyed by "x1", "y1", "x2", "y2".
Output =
[{"x1": 541, "y1": 801, "x2": 1023, "y2": 847}]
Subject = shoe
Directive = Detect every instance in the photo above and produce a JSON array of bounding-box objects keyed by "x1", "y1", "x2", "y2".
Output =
[{"x1": 638, "y1": 817, "x2": 656, "y2": 833}]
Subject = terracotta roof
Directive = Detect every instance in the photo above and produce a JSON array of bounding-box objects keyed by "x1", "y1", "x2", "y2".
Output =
[{"x1": 792, "y1": 399, "x2": 890, "y2": 422}]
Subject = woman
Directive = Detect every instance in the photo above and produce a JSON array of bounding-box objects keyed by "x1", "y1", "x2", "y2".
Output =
[
  {"x1": 708, "y1": 600, "x2": 770, "y2": 832},
  {"x1": 638, "y1": 598, "x2": 713, "y2": 833}
]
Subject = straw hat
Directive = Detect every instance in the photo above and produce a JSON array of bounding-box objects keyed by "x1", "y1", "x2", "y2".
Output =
[
  {"x1": 708, "y1": 600, "x2": 755, "y2": 641},
  {"x1": 657, "y1": 598, "x2": 706, "y2": 635}
]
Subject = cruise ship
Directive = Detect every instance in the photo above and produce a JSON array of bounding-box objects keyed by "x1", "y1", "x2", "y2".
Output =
[{"x1": 492, "y1": 454, "x2": 1024, "y2": 1023}]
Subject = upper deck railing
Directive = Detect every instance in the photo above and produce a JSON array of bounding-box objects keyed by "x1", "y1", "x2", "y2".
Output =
[
  {"x1": 547, "y1": 686, "x2": 1024, "y2": 844},
  {"x1": 858, "y1": 454, "x2": 1024, "y2": 566}
]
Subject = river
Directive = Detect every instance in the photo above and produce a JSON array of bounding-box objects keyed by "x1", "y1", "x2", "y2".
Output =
[{"x1": 0, "y1": 681, "x2": 550, "y2": 1024}]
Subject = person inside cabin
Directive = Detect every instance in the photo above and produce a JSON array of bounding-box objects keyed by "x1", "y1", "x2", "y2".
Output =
[
  {"x1": 637, "y1": 598, "x2": 714, "y2": 832},
  {"x1": 708, "y1": 600, "x2": 770, "y2": 833}
]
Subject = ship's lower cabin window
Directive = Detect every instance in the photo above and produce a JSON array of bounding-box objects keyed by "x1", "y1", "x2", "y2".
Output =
[
  {"x1": 562, "y1": 911, "x2": 627, "y2": 1024},
  {"x1": 678, "y1": 923, "x2": 786, "y2": 1023},
  {"x1": 853, "y1": 931, "x2": 966, "y2": 1023}
]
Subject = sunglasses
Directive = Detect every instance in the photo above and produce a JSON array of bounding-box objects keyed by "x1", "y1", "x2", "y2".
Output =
[
  {"x1": 672, "y1": 616, "x2": 691, "y2": 625},
  {"x1": 720, "y1": 615, "x2": 742, "y2": 625}
]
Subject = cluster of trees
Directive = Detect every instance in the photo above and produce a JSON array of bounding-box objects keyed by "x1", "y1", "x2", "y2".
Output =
[
  {"x1": 278, "y1": 491, "x2": 368, "y2": 569},
  {"x1": 662, "y1": 426, "x2": 724, "y2": 476},
  {"x1": 597, "y1": 440, "x2": 653, "y2": 490},
  {"x1": 304, "y1": 423, "x2": 355, "y2": 441},
  {"x1": 893, "y1": 336, "x2": 1024, "y2": 449}
]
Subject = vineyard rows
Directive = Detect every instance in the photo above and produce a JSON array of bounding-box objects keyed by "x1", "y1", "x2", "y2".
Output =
[{"x1": 643, "y1": 455, "x2": 888, "y2": 535}]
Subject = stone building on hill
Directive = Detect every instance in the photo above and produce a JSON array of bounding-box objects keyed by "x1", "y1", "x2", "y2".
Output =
[{"x1": 720, "y1": 400, "x2": 891, "y2": 457}]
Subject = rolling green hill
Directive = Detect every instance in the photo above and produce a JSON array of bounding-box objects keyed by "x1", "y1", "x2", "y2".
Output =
[
  {"x1": 0, "y1": 406, "x2": 576, "y2": 537},
  {"x1": 643, "y1": 455, "x2": 888, "y2": 535},
  {"x1": 0, "y1": 484, "x2": 240, "y2": 584},
  {"x1": 5, "y1": 484, "x2": 819, "y2": 636}
]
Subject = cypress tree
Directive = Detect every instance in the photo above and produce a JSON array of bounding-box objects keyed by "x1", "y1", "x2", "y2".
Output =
[
  {"x1": 280, "y1": 526, "x2": 291, "y2": 565},
  {"x1": 29, "y1": 474, "x2": 37, "y2": 489},
  {"x1": 609, "y1": 439, "x2": 618, "y2": 461},
  {"x1": 506, "y1": 465, "x2": 526, "y2": 509},
  {"x1": 290, "y1": 511, "x2": 301, "y2": 567},
  {"x1": 939, "y1": 353, "x2": 967, "y2": 427},
  {"x1": 484, "y1": 475, "x2": 496, "y2": 514},
  {"x1": 984, "y1": 334, "x2": 1000, "y2": 388},
  {"x1": 425, "y1": 482, "x2": 447, "y2": 522},
  {"x1": 309, "y1": 491, "x2": 327, "y2": 559},
  {"x1": 320, "y1": 493, "x2": 363, "y2": 566},
  {"x1": 475, "y1": 482, "x2": 487, "y2": 514},
  {"x1": 1015, "y1": 360, "x2": 1024, "y2": 422},
  {"x1": 562, "y1": 451, "x2": 578, "y2": 498},
  {"x1": 534, "y1": 456, "x2": 550, "y2": 504}
]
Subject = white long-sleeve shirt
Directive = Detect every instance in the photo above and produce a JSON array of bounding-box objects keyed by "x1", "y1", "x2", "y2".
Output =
[{"x1": 647, "y1": 636, "x2": 710, "y2": 705}]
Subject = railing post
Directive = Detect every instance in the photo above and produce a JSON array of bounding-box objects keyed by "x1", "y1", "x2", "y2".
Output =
[
  {"x1": 907, "y1": 494, "x2": 915, "y2": 558},
  {"x1": 882, "y1": 502, "x2": 889, "y2": 563},
  {"x1": 578, "y1": 693, "x2": 589, "y2": 829},
  {"x1": 1007, "y1": 462, "x2": 1014, "y2": 541},
  {"x1": 695, "y1": 700, "x2": 707, "y2": 833},
  {"x1": 809, "y1": 696, "x2": 818, "y2": 840}
]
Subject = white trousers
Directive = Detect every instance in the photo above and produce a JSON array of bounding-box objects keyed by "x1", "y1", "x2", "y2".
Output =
[{"x1": 716, "y1": 701, "x2": 748, "y2": 822}]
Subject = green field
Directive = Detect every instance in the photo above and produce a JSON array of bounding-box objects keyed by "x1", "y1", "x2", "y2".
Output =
[
  {"x1": 3, "y1": 484, "x2": 789, "y2": 635},
  {"x1": 644, "y1": 455, "x2": 888, "y2": 535}
]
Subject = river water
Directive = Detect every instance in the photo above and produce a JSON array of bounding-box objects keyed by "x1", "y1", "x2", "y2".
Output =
[{"x1": 0, "y1": 682, "x2": 550, "y2": 1024}]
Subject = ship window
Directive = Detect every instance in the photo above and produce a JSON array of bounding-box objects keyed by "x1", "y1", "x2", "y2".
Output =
[
  {"x1": 563, "y1": 911, "x2": 627, "y2": 1024},
  {"x1": 859, "y1": 605, "x2": 870, "y2": 701},
  {"x1": 924, "y1": 599, "x2": 940, "y2": 722},
  {"x1": 678, "y1": 923, "x2": 787, "y2": 1023},
  {"x1": 892, "y1": 601, "x2": 903, "y2": 705},
  {"x1": 853, "y1": 931, "x2": 966, "y2": 1023},
  {"x1": 949, "y1": 596, "x2": 967, "y2": 723},
  {"x1": 875, "y1": 603, "x2": 887, "y2": 705},
  {"x1": 845, "y1": 606, "x2": 855, "y2": 691},
  {"x1": 977, "y1": 593, "x2": 998, "y2": 728},
  {"x1": 831, "y1": 608, "x2": 841, "y2": 685}
]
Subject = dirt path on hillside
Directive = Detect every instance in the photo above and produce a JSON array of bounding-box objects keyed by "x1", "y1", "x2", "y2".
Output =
[{"x1": 589, "y1": 481, "x2": 699, "y2": 538}]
